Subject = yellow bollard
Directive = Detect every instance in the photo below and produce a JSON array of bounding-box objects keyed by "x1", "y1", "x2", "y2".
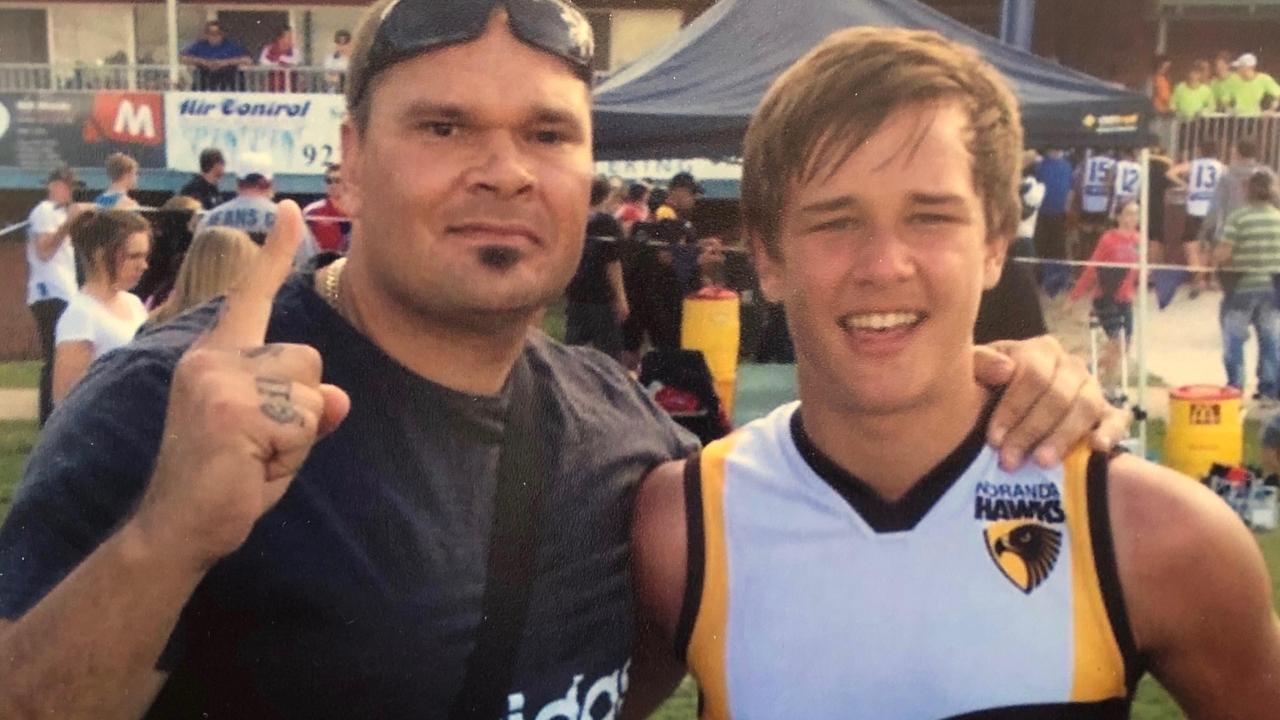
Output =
[
  {"x1": 1164, "y1": 385, "x2": 1243, "y2": 480},
  {"x1": 681, "y1": 288, "x2": 740, "y2": 420}
]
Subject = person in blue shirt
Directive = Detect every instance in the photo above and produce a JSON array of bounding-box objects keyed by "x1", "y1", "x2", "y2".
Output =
[
  {"x1": 181, "y1": 21, "x2": 252, "y2": 91},
  {"x1": 93, "y1": 153, "x2": 139, "y2": 210},
  {"x1": 1033, "y1": 148, "x2": 1075, "y2": 296}
]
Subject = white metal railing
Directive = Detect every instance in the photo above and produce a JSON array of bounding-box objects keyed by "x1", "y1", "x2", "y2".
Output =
[
  {"x1": 0, "y1": 64, "x2": 346, "y2": 94},
  {"x1": 1168, "y1": 114, "x2": 1280, "y2": 167}
]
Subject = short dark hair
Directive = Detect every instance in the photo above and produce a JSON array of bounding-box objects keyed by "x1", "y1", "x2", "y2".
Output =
[
  {"x1": 1199, "y1": 139, "x2": 1219, "y2": 157},
  {"x1": 199, "y1": 148, "x2": 225, "y2": 173},
  {"x1": 335, "y1": 30, "x2": 352, "y2": 44},
  {"x1": 1238, "y1": 137, "x2": 1260, "y2": 159},
  {"x1": 1248, "y1": 171, "x2": 1274, "y2": 203},
  {"x1": 589, "y1": 176, "x2": 612, "y2": 207},
  {"x1": 627, "y1": 182, "x2": 648, "y2": 202}
]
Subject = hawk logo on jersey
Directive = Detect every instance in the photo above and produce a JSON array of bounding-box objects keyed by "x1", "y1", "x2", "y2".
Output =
[{"x1": 984, "y1": 521, "x2": 1062, "y2": 594}]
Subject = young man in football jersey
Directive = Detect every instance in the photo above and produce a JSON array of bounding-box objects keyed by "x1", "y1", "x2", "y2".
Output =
[
  {"x1": 1075, "y1": 147, "x2": 1115, "y2": 262},
  {"x1": 1110, "y1": 149, "x2": 1142, "y2": 219},
  {"x1": 629, "y1": 27, "x2": 1280, "y2": 718},
  {"x1": 1168, "y1": 139, "x2": 1224, "y2": 293}
]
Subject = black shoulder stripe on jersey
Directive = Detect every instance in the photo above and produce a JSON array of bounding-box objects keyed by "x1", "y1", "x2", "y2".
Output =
[
  {"x1": 943, "y1": 698, "x2": 1130, "y2": 719},
  {"x1": 1088, "y1": 450, "x2": 1144, "y2": 692},
  {"x1": 674, "y1": 452, "x2": 705, "y2": 662}
]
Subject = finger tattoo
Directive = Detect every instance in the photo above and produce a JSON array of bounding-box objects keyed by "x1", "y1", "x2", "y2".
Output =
[{"x1": 255, "y1": 377, "x2": 304, "y2": 427}]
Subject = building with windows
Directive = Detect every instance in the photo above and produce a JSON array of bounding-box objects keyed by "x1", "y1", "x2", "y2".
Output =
[{"x1": 0, "y1": 0, "x2": 714, "y2": 81}]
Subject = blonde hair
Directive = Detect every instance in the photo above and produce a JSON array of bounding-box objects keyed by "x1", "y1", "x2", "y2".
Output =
[
  {"x1": 742, "y1": 27, "x2": 1023, "y2": 257},
  {"x1": 161, "y1": 195, "x2": 202, "y2": 213},
  {"x1": 105, "y1": 152, "x2": 139, "y2": 182},
  {"x1": 150, "y1": 227, "x2": 258, "y2": 325},
  {"x1": 162, "y1": 194, "x2": 204, "y2": 233}
]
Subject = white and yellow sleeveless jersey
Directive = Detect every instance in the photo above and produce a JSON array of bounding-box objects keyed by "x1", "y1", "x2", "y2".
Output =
[{"x1": 678, "y1": 403, "x2": 1140, "y2": 719}]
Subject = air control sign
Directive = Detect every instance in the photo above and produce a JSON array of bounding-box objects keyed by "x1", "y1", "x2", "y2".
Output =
[{"x1": 165, "y1": 92, "x2": 345, "y2": 176}]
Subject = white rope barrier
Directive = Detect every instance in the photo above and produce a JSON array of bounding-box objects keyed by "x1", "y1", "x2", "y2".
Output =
[{"x1": 1011, "y1": 256, "x2": 1219, "y2": 273}]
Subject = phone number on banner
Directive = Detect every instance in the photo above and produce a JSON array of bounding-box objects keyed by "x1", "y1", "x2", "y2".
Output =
[{"x1": 165, "y1": 92, "x2": 345, "y2": 176}]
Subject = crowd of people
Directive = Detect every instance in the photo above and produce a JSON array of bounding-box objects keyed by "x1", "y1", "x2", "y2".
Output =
[
  {"x1": 1153, "y1": 50, "x2": 1280, "y2": 119},
  {"x1": 5, "y1": 2, "x2": 1279, "y2": 716},
  {"x1": 1013, "y1": 134, "x2": 1280, "y2": 407},
  {"x1": 181, "y1": 20, "x2": 352, "y2": 92},
  {"x1": 19, "y1": 145, "x2": 348, "y2": 421}
]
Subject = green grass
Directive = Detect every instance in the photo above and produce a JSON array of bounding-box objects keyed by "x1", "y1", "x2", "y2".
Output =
[
  {"x1": 0, "y1": 361, "x2": 39, "y2": 389},
  {"x1": 543, "y1": 297, "x2": 567, "y2": 343},
  {"x1": 0, "y1": 420, "x2": 36, "y2": 521}
]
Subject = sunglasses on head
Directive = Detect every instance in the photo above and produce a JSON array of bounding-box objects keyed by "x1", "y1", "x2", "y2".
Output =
[{"x1": 350, "y1": 0, "x2": 594, "y2": 109}]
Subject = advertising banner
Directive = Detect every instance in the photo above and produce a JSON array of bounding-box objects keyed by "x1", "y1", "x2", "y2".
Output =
[
  {"x1": 0, "y1": 91, "x2": 166, "y2": 170},
  {"x1": 165, "y1": 92, "x2": 345, "y2": 176}
]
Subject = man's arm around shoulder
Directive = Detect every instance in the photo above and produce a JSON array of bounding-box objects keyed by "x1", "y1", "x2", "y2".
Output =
[
  {"x1": 1110, "y1": 455, "x2": 1280, "y2": 718},
  {"x1": 626, "y1": 459, "x2": 691, "y2": 719}
]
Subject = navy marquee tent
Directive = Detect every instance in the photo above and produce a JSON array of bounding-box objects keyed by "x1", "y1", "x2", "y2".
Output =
[{"x1": 591, "y1": 0, "x2": 1154, "y2": 159}]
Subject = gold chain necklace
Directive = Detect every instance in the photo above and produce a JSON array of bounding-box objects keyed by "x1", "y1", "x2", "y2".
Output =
[{"x1": 321, "y1": 257, "x2": 346, "y2": 309}]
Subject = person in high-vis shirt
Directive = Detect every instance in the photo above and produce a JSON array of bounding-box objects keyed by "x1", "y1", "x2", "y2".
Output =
[
  {"x1": 628, "y1": 28, "x2": 1280, "y2": 719},
  {"x1": 1211, "y1": 50, "x2": 1240, "y2": 111},
  {"x1": 1226, "y1": 52, "x2": 1280, "y2": 116},
  {"x1": 1169, "y1": 60, "x2": 1216, "y2": 120}
]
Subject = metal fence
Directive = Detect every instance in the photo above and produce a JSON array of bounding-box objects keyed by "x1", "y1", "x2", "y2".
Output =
[
  {"x1": 1168, "y1": 114, "x2": 1280, "y2": 167},
  {"x1": 0, "y1": 64, "x2": 346, "y2": 94}
]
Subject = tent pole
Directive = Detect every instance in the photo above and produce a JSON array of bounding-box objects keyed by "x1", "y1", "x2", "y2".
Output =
[
  {"x1": 999, "y1": 0, "x2": 1037, "y2": 51},
  {"x1": 167, "y1": 0, "x2": 180, "y2": 88},
  {"x1": 1137, "y1": 147, "x2": 1151, "y2": 458}
]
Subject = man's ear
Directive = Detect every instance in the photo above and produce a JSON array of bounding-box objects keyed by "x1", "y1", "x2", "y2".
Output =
[
  {"x1": 750, "y1": 232, "x2": 786, "y2": 302},
  {"x1": 339, "y1": 120, "x2": 362, "y2": 218},
  {"x1": 983, "y1": 234, "x2": 1010, "y2": 291}
]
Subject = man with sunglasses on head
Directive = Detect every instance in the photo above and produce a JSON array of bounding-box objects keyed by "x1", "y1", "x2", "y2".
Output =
[{"x1": 0, "y1": 2, "x2": 1127, "y2": 717}]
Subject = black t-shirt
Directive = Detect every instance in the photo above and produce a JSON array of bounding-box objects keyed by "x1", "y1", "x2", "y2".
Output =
[
  {"x1": 178, "y1": 174, "x2": 224, "y2": 210},
  {"x1": 0, "y1": 273, "x2": 698, "y2": 718},
  {"x1": 566, "y1": 212, "x2": 623, "y2": 304},
  {"x1": 974, "y1": 255, "x2": 1048, "y2": 344},
  {"x1": 1147, "y1": 156, "x2": 1171, "y2": 242}
]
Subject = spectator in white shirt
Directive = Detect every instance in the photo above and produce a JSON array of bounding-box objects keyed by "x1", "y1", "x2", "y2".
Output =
[
  {"x1": 25, "y1": 167, "x2": 78, "y2": 425},
  {"x1": 1016, "y1": 150, "x2": 1047, "y2": 258},
  {"x1": 52, "y1": 209, "x2": 151, "y2": 406},
  {"x1": 324, "y1": 30, "x2": 352, "y2": 92}
]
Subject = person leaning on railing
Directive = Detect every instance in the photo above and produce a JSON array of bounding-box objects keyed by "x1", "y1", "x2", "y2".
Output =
[{"x1": 181, "y1": 20, "x2": 252, "y2": 92}]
